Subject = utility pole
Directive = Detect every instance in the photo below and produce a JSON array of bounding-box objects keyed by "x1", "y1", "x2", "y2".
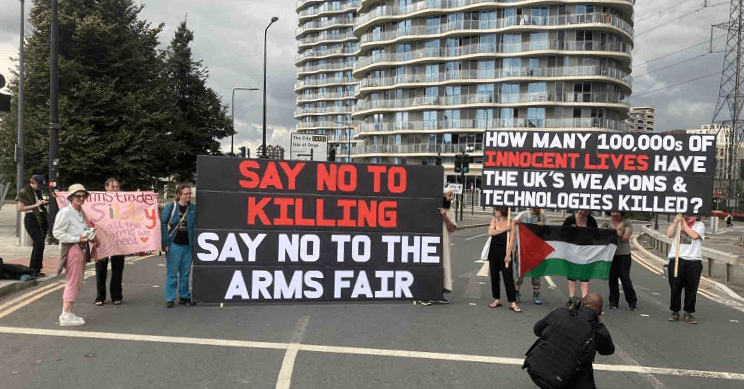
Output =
[{"x1": 711, "y1": 0, "x2": 744, "y2": 212}]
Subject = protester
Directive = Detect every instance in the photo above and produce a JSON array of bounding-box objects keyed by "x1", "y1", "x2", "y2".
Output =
[
  {"x1": 161, "y1": 183, "x2": 196, "y2": 308},
  {"x1": 523, "y1": 293, "x2": 615, "y2": 389},
  {"x1": 601, "y1": 212, "x2": 637, "y2": 310},
  {"x1": 16, "y1": 175, "x2": 49, "y2": 278},
  {"x1": 95, "y1": 178, "x2": 126, "y2": 306},
  {"x1": 725, "y1": 211, "x2": 733, "y2": 227},
  {"x1": 513, "y1": 208, "x2": 546, "y2": 304},
  {"x1": 420, "y1": 188, "x2": 457, "y2": 306},
  {"x1": 562, "y1": 210, "x2": 598, "y2": 299},
  {"x1": 665, "y1": 214, "x2": 705, "y2": 324},
  {"x1": 53, "y1": 184, "x2": 96, "y2": 326},
  {"x1": 488, "y1": 207, "x2": 520, "y2": 313}
]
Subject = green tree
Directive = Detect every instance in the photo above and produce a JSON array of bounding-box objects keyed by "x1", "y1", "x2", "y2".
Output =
[
  {"x1": 164, "y1": 20, "x2": 233, "y2": 182},
  {"x1": 0, "y1": 0, "x2": 173, "y2": 190}
]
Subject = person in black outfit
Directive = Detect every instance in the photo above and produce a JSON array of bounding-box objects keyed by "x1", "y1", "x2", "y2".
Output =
[
  {"x1": 16, "y1": 175, "x2": 49, "y2": 277},
  {"x1": 95, "y1": 178, "x2": 126, "y2": 306},
  {"x1": 487, "y1": 207, "x2": 521, "y2": 312},
  {"x1": 527, "y1": 293, "x2": 615, "y2": 389}
]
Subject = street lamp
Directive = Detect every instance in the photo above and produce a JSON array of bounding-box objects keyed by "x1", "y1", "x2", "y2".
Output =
[
  {"x1": 262, "y1": 16, "x2": 279, "y2": 158},
  {"x1": 231, "y1": 87, "x2": 258, "y2": 155}
]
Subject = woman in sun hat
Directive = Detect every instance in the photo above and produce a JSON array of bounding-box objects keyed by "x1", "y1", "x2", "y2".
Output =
[{"x1": 53, "y1": 184, "x2": 97, "y2": 326}]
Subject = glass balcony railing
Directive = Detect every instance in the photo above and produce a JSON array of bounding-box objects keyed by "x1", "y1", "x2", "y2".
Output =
[
  {"x1": 358, "y1": 65, "x2": 632, "y2": 90},
  {"x1": 359, "y1": 12, "x2": 633, "y2": 44},
  {"x1": 295, "y1": 77, "x2": 357, "y2": 90},
  {"x1": 354, "y1": 40, "x2": 632, "y2": 69},
  {"x1": 354, "y1": 117, "x2": 628, "y2": 135},
  {"x1": 353, "y1": 91, "x2": 629, "y2": 111}
]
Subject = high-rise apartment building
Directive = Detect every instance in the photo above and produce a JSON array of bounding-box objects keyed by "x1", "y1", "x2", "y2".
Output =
[
  {"x1": 295, "y1": 1, "x2": 634, "y2": 183},
  {"x1": 295, "y1": 0, "x2": 360, "y2": 162},
  {"x1": 626, "y1": 106, "x2": 655, "y2": 133}
]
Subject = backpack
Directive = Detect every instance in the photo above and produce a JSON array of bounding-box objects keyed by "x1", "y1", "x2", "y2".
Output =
[{"x1": 523, "y1": 310, "x2": 596, "y2": 389}]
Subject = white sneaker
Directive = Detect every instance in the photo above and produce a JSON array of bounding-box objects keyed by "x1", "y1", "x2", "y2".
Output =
[{"x1": 59, "y1": 312, "x2": 85, "y2": 327}]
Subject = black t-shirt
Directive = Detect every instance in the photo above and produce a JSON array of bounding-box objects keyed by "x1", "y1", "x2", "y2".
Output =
[
  {"x1": 562, "y1": 214, "x2": 598, "y2": 228},
  {"x1": 173, "y1": 204, "x2": 190, "y2": 246}
]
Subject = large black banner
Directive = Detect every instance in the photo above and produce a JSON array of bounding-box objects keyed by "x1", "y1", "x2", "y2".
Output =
[
  {"x1": 481, "y1": 131, "x2": 716, "y2": 215},
  {"x1": 193, "y1": 156, "x2": 444, "y2": 303}
]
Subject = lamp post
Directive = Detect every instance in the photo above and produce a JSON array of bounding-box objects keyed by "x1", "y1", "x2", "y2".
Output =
[
  {"x1": 231, "y1": 87, "x2": 258, "y2": 155},
  {"x1": 16, "y1": 0, "x2": 25, "y2": 238},
  {"x1": 262, "y1": 16, "x2": 279, "y2": 158}
]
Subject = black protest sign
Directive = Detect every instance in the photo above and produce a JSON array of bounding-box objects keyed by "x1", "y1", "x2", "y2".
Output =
[
  {"x1": 481, "y1": 131, "x2": 716, "y2": 215},
  {"x1": 193, "y1": 156, "x2": 444, "y2": 303},
  {"x1": 194, "y1": 230, "x2": 443, "y2": 267},
  {"x1": 192, "y1": 267, "x2": 444, "y2": 303}
]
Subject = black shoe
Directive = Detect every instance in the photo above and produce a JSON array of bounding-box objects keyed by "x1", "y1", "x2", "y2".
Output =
[
  {"x1": 608, "y1": 304, "x2": 618, "y2": 310},
  {"x1": 166, "y1": 301, "x2": 175, "y2": 308},
  {"x1": 628, "y1": 304, "x2": 637, "y2": 311},
  {"x1": 179, "y1": 298, "x2": 196, "y2": 306}
]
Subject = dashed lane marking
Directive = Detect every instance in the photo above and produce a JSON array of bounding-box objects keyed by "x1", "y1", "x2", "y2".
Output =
[
  {"x1": 0, "y1": 326, "x2": 743, "y2": 381},
  {"x1": 465, "y1": 233, "x2": 488, "y2": 241},
  {"x1": 0, "y1": 284, "x2": 66, "y2": 320}
]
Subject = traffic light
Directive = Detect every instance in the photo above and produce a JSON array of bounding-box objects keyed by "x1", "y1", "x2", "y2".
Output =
[
  {"x1": 239, "y1": 146, "x2": 246, "y2": 158},
  {"x1": 435, "y1": 156, "x2": 442, "y2": 166},
  {"x1": 0, "y1": 73, "x2": 9, "y2": 112},
  {"x1": 463, "y1": 154, "x2": 470, "y2": 173},
  {"x1": 454, "y1": 154, "x2": 462, "y2": 173},
  {"x1": 328, "y1": 148, "x2": 336, "y2": 162}
]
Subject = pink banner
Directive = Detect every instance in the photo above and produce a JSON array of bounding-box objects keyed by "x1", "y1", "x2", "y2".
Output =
[{"x1": 55, "y1": 191, "x2": 161, "y2": 258}]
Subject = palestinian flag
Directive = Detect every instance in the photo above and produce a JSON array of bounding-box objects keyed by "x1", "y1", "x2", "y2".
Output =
[{"x1": 517, "y1": 223, "x2": 618, "y2": 280}]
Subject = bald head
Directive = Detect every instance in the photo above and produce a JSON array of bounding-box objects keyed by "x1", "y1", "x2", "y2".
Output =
[{"x1": 582, "y1": 293, "x2": 604, "y2": 316}]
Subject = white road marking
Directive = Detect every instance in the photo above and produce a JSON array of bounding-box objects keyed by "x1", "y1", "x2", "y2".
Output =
[
  {"x1": 1, "y1": 326, "x2": 743, "y2": 381},
  {"x1": 276, "y1": 316, "x2": 309, "y2": 389},
  {"x1": 641, "y1": 314, "x2": 650, "y2": 317},
  {"x1": 731, "y1": 320, "x2": 740, "y2": 323},
  {"x1": 613, "y1": 347, "x2": 669, "y2": 389},
  {"x1": 152, "y1": 285, "x2": 160, "y2": 288},
  {"x1": 469, "y1": 303, "x2": 477, "y2": 306},
  {"x1": 476, "y1": 262, "x2": 489, "y2": 278},
  {"x1": 544, "y1": 276, "x2": 557, "y2": 289},
  {"x1": 465, "y1": 233, "x2": 488, "y2": 241}
]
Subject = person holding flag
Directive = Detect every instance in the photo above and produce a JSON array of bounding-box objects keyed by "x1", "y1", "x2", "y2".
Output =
[
  {"x1": 513, "y1": 208, "x2": 546, "y2": 305},
  {"x1": 665, "y1": 214, "x2": 704, "y2": 324},
  {"x1": 487, "y1": 207, "x2": 520, "y2": 313}
]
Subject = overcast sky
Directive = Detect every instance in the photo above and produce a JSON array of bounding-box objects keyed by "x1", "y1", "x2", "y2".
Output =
[{"x1": 0, "y1": 0, "x2": 736, "y2": 153}]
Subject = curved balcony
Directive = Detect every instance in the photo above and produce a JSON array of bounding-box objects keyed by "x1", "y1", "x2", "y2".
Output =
[
  {"x1": 353, "y1": 40, "x2": 632, "y2": 75},
  {"x1": 356, "y1": 0, "x2": 635, "y2": 33},
  {"x1": 298, "y1": 30, "x2": 356, "y2": 48},
  {"x1": 299, "y1": 0, "x2": 359, "y2": 22},
  {"x1": 297, "y1": 121, "x2": 357, "y2": 130},
  {"x1": 296, "y1": 0, "x2": 326, "y2": 12},
  {"x1": 353, "y1": 142, "x2": 483, "y2": 157},
  {"x1": 298, "y1": 62, "x2": 355, "y2": 75},
  {"x1": 295, "y1": 77, "x2": 357, "y2": 91},
  {"x1": 359, "y1": 13, "x2": 632, "y2": 47},
  {"x1": 357, "y1": 66, "x2": 632, "y2": 95},
  {"x1": 355, "y1": 117, "x2": 628, "y2": 136},
  {"x1": 295, "y1": 105, "x2": 356, "y2": 117},
  {"x1": 297, "y1": 91, "x2": 357, "y2": 102},
  {"x1": 353, "y1": 92, "x2": 629, "y2": 114},
  {"x1": 295, "y1": 45, "x2": 359, "y2": 65},
  {"x1": 296, "y1": 17, "x2": 354, "y2": 38}
]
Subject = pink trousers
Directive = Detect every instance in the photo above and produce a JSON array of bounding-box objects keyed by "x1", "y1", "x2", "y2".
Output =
[{"x1": 63, "y1": 245, "x2": 86, "y2": 303}]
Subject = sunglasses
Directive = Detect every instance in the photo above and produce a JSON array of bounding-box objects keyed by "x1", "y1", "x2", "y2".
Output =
[{"x1": 72, "y1": 194, "x2": 88, "y2": 200}]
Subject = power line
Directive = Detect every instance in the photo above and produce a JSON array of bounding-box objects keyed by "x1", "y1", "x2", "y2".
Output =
[
  {"x1": 635, "y1": 0, "x2": 697, "y2": 24},
  {"x1": 635, "y1": 2, "x2": 730, "y2": 36},
  {"x1": 633, "y1": 52, "x2": 723, "y2": 79},
  {"x1": 633, "y1": 71, "x2": 722, "y2": 98},
  {"x1": 634, "y1": 35, "x2": 725, "y2": 68}
]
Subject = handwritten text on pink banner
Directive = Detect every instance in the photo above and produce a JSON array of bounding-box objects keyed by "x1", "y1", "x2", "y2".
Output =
[{"x1": 56, "y1": 192, "x2": 161, "y2": 258}]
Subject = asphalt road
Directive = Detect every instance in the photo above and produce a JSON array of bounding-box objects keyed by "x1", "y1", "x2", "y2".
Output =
[{"x1": 1, "y1": 228, "x2": 743, "y2": 389}]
